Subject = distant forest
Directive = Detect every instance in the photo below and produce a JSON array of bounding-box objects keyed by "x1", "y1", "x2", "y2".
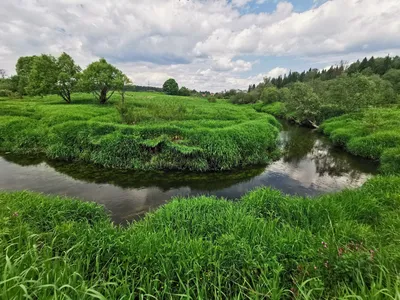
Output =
[{"x1": 126, "y1": 85, "x2": 163, "y2": 92}]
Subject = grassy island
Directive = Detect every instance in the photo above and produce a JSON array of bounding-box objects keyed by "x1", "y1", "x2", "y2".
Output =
[{"x1": 0, "y1": 92, "x2": 279, "y2": 171}]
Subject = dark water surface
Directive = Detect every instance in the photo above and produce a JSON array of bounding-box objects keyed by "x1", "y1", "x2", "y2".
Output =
[{"x1": 0, "y1": 122, "x2": 379, "y2": 223}]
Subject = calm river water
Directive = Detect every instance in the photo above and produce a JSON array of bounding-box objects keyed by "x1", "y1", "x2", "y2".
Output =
[{"x1": 0, "y1": 122, "x2": 379, "y2": 223}]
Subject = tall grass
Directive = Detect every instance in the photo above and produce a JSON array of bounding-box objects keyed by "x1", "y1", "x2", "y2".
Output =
[
  {"x1": 321, "y1": 108, "x2": 400, "y2": 174},
  {"x1": 1, "y1": 176, "x2": 400, "y2": 298},
  {"x1": 0, "y1": 92, "x2": 280, "y2": 171}
]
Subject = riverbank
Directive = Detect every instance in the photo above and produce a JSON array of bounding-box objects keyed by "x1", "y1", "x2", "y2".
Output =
[
  {"x1": 321, "y1": 108, "x2": 400, "y2": 174},
  {"x1": 0, "y1": 92, "x2": 279, "y2": 171},
  {"x1": 254, "y1": 102, "x2": 400, "y2": 174},
  {"x1": 1, "y1": 176, "x2": 400, "y2": 298},
  {"x1": 0, "y1": 121, "x2": 378, "y2": 223}
]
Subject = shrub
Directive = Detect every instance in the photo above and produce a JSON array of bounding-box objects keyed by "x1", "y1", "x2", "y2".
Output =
[
  {"x1": 0, "y1": 89, "x2": 11, "y2": 97},
  {"x1": 207, "y1": 96, "x2": 217, "y2": 103}
]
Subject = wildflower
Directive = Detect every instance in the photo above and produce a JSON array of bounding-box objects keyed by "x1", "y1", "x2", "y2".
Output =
[
  {"x1": 324, "y1": 261, "x2": 329, "y2": 268},
  {"x1": 314, "y1": 266, "x2": 317, "y2": 270},
  {"x1": 338, "y1": 247, "x2": 344, "y2": 256},
  {"x1": 12, "y1": 212, "x2": 19, "y2": 217}
]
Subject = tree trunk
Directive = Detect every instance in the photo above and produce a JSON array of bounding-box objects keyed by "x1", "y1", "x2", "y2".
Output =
[
  {"x1": 307, "y1": 119, "x2": 319, "y2": 129},
  {"x1": 99, "y1": 87, "x2": 108, "y2": 104},
  {"x1": 121, "y1": 90, "x2": 125, "y2": 104}
]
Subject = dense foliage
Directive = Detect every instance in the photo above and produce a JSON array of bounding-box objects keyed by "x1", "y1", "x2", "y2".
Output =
[
  {"x1": 0, "y1": 92, "x2": 279, "y2": 171},
  {"x1": 162, "y1": 78, "x2": 179, "y2": 95},
  {"x1": 79, "y1": 58, "x2": 125, "y2": 104},
  {"x1": 235, "y1": 56, "x2": 400, "y2": 127},
  {"x1": 1, "y1": 175, "x2": 400, "y2": 298}
]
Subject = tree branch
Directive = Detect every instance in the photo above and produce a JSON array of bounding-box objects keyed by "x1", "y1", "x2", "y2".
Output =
[{"x1": 106, "y1": 90, "x2": 115, "y2": 101}]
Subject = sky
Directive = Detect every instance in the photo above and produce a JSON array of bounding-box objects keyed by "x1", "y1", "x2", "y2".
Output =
[{"x1": 1, "y1": 0, "x2": 400, "y2": 92}]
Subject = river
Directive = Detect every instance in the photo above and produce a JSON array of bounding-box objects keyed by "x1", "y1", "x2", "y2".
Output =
[{"x1": 0, "y1": 122, "x2": 379, "y2": 223}]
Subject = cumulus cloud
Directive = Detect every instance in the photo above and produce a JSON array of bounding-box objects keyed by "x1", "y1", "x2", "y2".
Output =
[
  {"x1": 266, "y1": 67, "x2": 288, "y2": 78},
  {"x1": 0, "y1": 0, "x2": 399, "y2": 91}
]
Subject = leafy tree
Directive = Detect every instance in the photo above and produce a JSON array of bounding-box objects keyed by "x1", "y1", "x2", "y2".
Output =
[
  {"x1": 383, "y1": 69, "x2": 400, "y2": 93},
  {"x1": 163, "y1": 78, "x2": 179, "y2": 95},
  {"x1": 361, "y1": 67, "x2": 374, "y2": 76},
  {"x1": 286, "y1": 82, "x2": 322, "y2": 127},
  {"x1": 261, "y1": 86, "x2": 280, "y2": 104},
  {"x1": 179, "y1": 86, "x2": 191, "y2": 96},
  {"x1": 16, "y1": 56, "x2": 37, "y2": 95},
  {"x1": 26, "y1": 54, "x2": 59, "y2": 97},
  {"x1": 79, "y1": 58, "x2": 125, "y2": 104},
  {"x1": 0, "y1": 69, "x2": 6, "y2": 79},
  {"x1": 120, "y1": 74, "x2": 133, "y2": 104},
  {"x1": 278, "y1": 87, "x2": 291, "y2": 103},
  {"x1": 56, "y1": 52, "x2": 81, "y2": 103}
]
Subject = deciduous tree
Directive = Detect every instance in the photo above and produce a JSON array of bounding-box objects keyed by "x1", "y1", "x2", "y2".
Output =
[
  {"x1": 163, "y1": 78, "x2": 179, "y2": 95},
  {"x1": 56, "y1": 52, "x2": 81, "y2": 103},
  {"x1": 79, "y1": 58, "x2": 125, "y2": 104}
]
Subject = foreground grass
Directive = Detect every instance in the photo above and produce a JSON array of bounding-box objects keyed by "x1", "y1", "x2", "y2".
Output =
[
  {"x1": 1, "y1": 176, "x2": 400, "y2": 299},
  {"x1": 0, "y1": 92, "x2": 279, "y2": 171},
  {"x1": 321, "y1": 108, "x2": 400, "y2": 174}
]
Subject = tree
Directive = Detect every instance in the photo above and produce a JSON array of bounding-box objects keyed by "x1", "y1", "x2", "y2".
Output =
[
  {"x1": 16, "y1": 56, "x2": 37, "y2": 95},
  {"x1": 79, "y1": 58, "x2": 125, "y2": 104},
  {"x1": 56, "y1": 52, "x2": 81, "y2": 103},
  {"x1": 383, "y1": 69, "x2": 400, "y2": 94},
  {"x1": 163, "y1": 78, "x2": 179, "y2": 95},
  {"x1": 261, "y1": 86, "x2": 280, "y2": 104},
  {"x1": 26, "y1": 54, "x2": 59, "y2": 97},
  {"x1": 0, "y1": 69, "x2": 6, "y2": 79},
  {"x1": 359, "y1": 57, "x2": 369, "y2": 71},
  {"x1": 179, "y1": 86, "x2": 190, "y2": 96},
  {"x1": 286, "y1": 82, "x2": 322, "y2": 127},
  {"x1": 120, "y1": 74, "x2": 133, "y2": 104}
]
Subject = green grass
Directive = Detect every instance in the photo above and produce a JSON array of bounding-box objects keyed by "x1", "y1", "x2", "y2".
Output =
[
  {"x1": 321, "y1": 108, "x2": 400, "y2": 174},
  {"x1": 253, "y1": 102, "x2": 287, "y2": 118},
  {"x1": 0, "y1": 92, "x2": 280, "y2": 171},
  {"x1": 1, "y1": 176, "x2": 400, "y2": 299}
]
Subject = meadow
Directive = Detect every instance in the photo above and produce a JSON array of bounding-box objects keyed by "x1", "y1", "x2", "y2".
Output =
[
  {"x1": 0, "y1": 92, "x2": 280, "y2": 171},
  {"x1": 1, "y1": 176, "x2": 400, "y2": 299},
  {"x1": 321, "y1": 108, "x2": 400, "y2": 174}
]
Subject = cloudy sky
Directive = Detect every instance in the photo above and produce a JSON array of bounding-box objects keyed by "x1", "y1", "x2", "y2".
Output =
[{"x1": 1, "y1": 0, "x2": 400, "y2": 91}]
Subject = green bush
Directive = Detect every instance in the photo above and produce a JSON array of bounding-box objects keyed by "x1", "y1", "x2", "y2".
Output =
[
  {"x1": 1, "y1": 176, "x2": 400, "y2": 298},
  {"x1": 0, "y1": 89, "x2": 11, "y2": 97},
  {"x1": 207, "y1": 96, "x2": 217, "y2": 103}
]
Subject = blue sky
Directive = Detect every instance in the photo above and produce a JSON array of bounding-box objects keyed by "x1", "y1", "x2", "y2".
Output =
[{"x1": 1, "y1": 0, "x2": 400, "y2": 91}]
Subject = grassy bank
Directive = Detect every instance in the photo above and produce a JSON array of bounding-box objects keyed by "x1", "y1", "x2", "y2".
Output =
[
  {"x1": 0, "y1": 92, "x2": 279, "y2": 171},
  {"x1": 321, "y1": 108, "x2": 400, "y2": 174},
  {"x1": 1, "y1": 176, "x2": 400, "y2": 299}
]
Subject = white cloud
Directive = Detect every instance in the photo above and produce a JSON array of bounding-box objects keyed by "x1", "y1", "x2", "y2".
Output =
[
  {"x1": 266, "y1": 67, "x2": 288, "y2": 78},
  {"x1": 0, "y1": 0, "x2": 399, "y2": 92}
]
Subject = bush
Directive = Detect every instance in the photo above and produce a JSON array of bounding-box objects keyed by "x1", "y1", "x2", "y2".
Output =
[
  {"x1": 207, "y1": 96, "x2": 217, "y2": 103},
  {"x1": 0, "y1": 89, "x2": 11, "y2": 97},
  {"x1": 230, "y1": 92, "x2": 258, "y2": 104}
]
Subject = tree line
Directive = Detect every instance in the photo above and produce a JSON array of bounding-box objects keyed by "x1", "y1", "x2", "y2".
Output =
[
  {"x1": 0, "y1": 53, "x2": 209, "y2": 103},
  {"x1": 230, "y1": 55, "x2": 400, "y2": 127},
  {"x1": 0, "y1": 53, "x2": 131, "y2": 104}
]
